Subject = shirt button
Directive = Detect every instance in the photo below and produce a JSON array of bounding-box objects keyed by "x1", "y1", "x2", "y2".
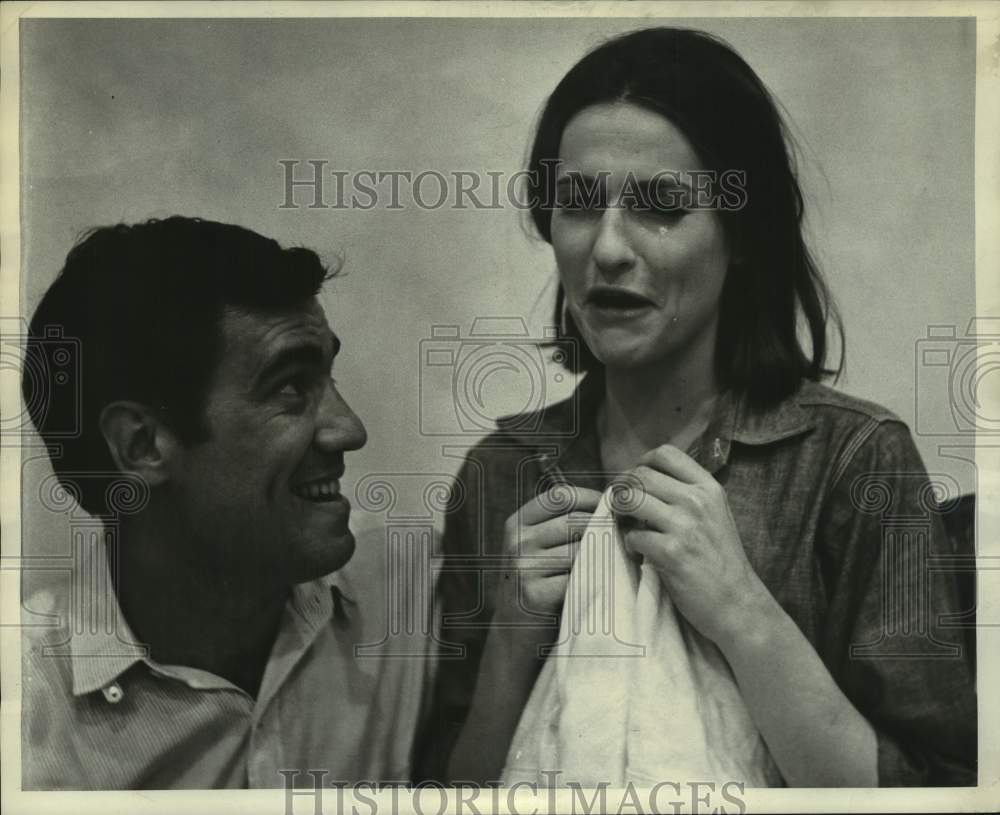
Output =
[{"x1": 102, "y1": 682, "x2": 124, "y2": 704}]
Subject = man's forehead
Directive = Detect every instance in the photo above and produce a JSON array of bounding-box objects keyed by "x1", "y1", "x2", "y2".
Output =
[{"x1": 220, "y1": 301, "x2": 338, "y2": 362}]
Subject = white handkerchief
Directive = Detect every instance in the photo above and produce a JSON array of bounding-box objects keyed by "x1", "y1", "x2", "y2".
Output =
[{"x1": 502, "y1": 488, "x2": 782, "y2": 788}]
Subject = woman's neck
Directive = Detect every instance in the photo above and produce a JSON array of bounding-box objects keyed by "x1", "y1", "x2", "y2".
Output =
[{"x1": 597, "y1": 353, "x2": 720, "y2": 474}]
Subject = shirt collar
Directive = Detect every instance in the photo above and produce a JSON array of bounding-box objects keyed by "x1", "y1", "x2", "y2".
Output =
[
  {"x1": 68, "y1": 538, "x2": 352, "y2": 697},
  {"x1": 497, "y1": 371, "x2": 816, "y2": 475},
  {"x1": 286, "y1": 571, "x2": 354, "y2": 637},
  {"x1": 68, "y1": 537, "x2": 147, "y2": 697}
]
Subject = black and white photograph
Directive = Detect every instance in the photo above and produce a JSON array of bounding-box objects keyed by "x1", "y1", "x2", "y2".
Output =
[{"x1": 1, "y1": 2, "x2": 996, "y2": 813}]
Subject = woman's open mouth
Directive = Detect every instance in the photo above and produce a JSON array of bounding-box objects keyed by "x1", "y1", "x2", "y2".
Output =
[{"x1": 586, "y1": 287, "x2": 656, "y2": 318}]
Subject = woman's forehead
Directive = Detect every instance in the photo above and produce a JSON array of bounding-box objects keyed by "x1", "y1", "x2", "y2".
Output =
[{"x1": 557, "y1": 102, "x2": 703, "y2": 178}]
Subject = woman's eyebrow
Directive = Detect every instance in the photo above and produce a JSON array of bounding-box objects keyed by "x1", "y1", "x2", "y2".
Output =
[
  {"x1": 556, "y1": 169, "x2": 610, "y2": 183},
  {"x1": 555, "y1": 174, "x2": 607, "y2": 201},
  {"x1": 649, "y1": 176, "x2": 693, "y2": 193},
  {"x1": 555, "y1": 174, "x2": 694, "y2": 194}
]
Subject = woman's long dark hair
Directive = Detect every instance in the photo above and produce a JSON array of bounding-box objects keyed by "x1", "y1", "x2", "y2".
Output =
[{"x1": 527, "y1": 27, "x2": 843, "y2": 409}]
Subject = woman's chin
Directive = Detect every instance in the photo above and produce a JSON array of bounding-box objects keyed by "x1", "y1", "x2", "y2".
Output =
[
  {"x1": 591, "y1": 345, "x2": 657, "y2": 371},
  {"x1": 580, "y1": 322, "x2": 664, "y2": 368}
]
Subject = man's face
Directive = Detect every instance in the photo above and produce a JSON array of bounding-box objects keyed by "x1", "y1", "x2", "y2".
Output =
[{"x1": 167, "y1": 299, "x2": 367, "y2": 588}]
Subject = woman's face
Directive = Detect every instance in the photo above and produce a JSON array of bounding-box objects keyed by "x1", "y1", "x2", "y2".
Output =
[{"x1": 551, "y1": 102, "x2": 731, "y2": 373}]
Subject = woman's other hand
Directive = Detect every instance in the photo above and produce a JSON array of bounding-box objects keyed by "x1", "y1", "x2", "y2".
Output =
[
  {"x1": 495, "y1": 485, "x2": 604, "y2": 627},
  {"x1": 620, "y1": 444, "x2": 773, "y2": 649}
]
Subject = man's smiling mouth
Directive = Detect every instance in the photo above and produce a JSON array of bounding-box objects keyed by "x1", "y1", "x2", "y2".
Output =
[{"x1": 291, "y1": 477, "x2": 342, "y2": 503}]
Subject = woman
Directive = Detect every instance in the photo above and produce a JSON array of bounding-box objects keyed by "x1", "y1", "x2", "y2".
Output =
[{"x1": 418, "y1": 27, "x2": 975, "y2": 787}]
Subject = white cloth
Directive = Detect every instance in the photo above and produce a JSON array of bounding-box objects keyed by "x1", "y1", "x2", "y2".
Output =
[{"x1": 502, "y1": 489, "x2": 783, "y2": 787}]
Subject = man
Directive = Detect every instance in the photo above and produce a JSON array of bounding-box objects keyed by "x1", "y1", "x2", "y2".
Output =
[{"x1": 21, "y1": 216, "x2": 428, "y2": 788}]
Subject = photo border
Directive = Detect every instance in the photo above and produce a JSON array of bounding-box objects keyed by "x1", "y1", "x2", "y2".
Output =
[{"x1": 2, "y1": 2, "x2": 997, "y2": 813}]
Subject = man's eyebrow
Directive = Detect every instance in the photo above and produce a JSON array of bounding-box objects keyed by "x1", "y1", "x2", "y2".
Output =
[{"x1": 256, "y1": 334, "x2": 339, "y2": 385}]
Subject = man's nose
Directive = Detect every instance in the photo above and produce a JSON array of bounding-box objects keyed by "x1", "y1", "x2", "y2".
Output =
[
  {"x1": 314, "y1": 381, "x2": 367, "y2": 452},
  {"x1": 592, "y1": 207, "x2": 636, "y2": 275}
]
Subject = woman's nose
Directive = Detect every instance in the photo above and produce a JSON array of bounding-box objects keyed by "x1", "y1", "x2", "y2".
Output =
[
  {"x1": 591, "y1": 207, "x2": 636, "y2": 274},
  {"x1": 315, "y1": 381, "x2": 368, "y2": 452}
]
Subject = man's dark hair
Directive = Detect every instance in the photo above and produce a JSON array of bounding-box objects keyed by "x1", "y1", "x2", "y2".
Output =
[
  {"x1": 22, "y1": 216, "x2": 333, "y2": 516},
  {"x1": 526, "y1": 26, "x2": 844, "y2": 408}
]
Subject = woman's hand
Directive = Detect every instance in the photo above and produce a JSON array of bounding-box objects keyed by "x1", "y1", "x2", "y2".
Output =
[
  {"x1": 446, "y1": 484, "x2": 604, "y2": 783},
  {"x1": 495, "y1": 485, "x2": 604, "y2": 628},
  {"x1": 619, "y1": 444, "x2": 772, "y2": 648}
]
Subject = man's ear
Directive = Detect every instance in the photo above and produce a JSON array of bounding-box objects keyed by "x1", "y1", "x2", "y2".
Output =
[{"x1": 98, "y1": 401, "x2": 179, "y2": 486}]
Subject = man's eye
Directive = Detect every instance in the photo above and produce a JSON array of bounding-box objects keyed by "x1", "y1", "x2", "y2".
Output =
[
  {"x1": 276, "y1": 373, "x2": 337, "y2": 402},
  {"x1": 277, "y1": 376, "x2": 310, "y2": 399}
]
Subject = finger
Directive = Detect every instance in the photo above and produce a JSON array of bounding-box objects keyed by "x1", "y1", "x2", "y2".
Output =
[
  {"x1": 639, "y1": 444, "x2": 710, "y2": 485},
  {"x1": 520, "y1": 541, "x2": 580, "y2": 575},
  {"x1": 517, "y1": 486, "x2": 604, "y2": 526},
  {"x1": 519, "y1": 574, "x2": 572, "y2": 615},
  {"x1": 621, "y1": 529, "x2": 672, "y2": 571},
  {"x1": 512, "y1": 512, "x2": 591, "y2": 560},
  {"x1": 620, "y1": 493, "x2": 682, "y2": 536},
  {"x1": 628, "y1": 464, "x2": 690, "y2": 508},
  {"x1": 520, "y1": 511, "x2": 592, "y2": 550}
]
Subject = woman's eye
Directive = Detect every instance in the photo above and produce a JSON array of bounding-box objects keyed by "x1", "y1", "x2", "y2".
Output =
[
  {"x1": 555, "y1": 193, "x2": 604, "y2": 214},
  {"x1": 634, "y1": 201, "x2": 688, "y2": 222}
]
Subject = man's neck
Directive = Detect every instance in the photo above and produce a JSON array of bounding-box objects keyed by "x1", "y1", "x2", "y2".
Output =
[{"x1": 112, "y1": 513, "x2": 289, "y2": 698}]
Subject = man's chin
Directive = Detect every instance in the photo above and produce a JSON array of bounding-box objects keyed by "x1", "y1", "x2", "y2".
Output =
[
  {"x1": 291, "y1": 529, "x2": 356, "y2": 584},
  {"x1": 324, "y1": 530, "x2": 357, "y2": 574}
]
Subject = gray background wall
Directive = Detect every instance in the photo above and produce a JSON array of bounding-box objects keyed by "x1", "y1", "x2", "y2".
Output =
[{"x1": 18, "y1": 17, "x2": 977, "y2": 566}]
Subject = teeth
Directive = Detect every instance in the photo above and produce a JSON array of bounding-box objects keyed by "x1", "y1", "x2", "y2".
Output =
[{"x1": 293, "y1": 479, "x2": 341, "y2": 501}]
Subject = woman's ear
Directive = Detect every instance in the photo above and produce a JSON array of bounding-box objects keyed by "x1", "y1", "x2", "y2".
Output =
[{"x1": 98, "y1": 401, "x2": 178, "y2": 487}]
